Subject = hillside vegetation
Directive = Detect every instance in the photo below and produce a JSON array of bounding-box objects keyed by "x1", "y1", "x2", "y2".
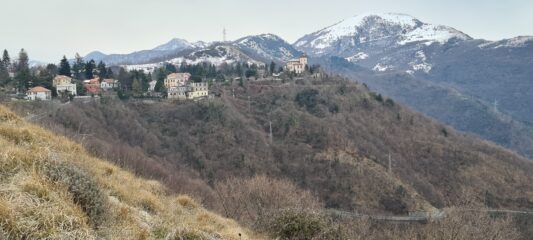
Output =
[
  {"x1": 7, "y1": 75, "x2": 533, "y2": 238},
  {"x1": 0, "y1": 105, "x2": 258, "y2": 239}
]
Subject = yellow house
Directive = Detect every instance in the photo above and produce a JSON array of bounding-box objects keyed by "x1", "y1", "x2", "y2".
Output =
[
  {"x1": 167, "y1": 82, "x2": 209, "y2": 100},
  {"x1": 187, "y1": 82, "x2": 209, "y2": 99},
  {"x1": 164, "y1": 73, "x2": 191, "y2": 89},
  {"x1": 286, "y1": 54, "x2": 308, "y2": 74},
  {"x1": 53, "y1": 75, "x2": 72, "y2": 87}
]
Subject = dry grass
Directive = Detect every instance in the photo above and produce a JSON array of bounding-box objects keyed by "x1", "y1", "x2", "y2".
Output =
[{"x1": 0, "y1": 105, "x2": 261, "y2": 240}]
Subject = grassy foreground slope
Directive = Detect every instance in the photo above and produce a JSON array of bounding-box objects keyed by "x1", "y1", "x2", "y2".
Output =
[{"x1": 0, "y1": 105, "x2": 258, "y2": 239}]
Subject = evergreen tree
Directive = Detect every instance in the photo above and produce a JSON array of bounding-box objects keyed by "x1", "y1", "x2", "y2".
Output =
[
  {"x1": 131, "y1": 77, "x2": 142, "y2": 97},
  {"x1": 76, "y1": 81, "x2": 86, "y2": 96},
  {"x1": 106, "y1": 67, "x2": 114, "y2": 79},
  {"x1": 15, "y1": 49, "x2": 31, "y2": 92},
  {"x1": 270, "y1": 61, "x2": 276, "y2": 74},
  {"x1": 72, "y1": 53, "x2": 85, "y2": 80},
  {"x1": 85, "y1": 59, "x2": 96, "y2": 79},
  {"x1": 97, "y1": 61, "x2": 107, "y2": 80},
  {"x1": 0, "y1": 49, "x2": 9, "y2": 85},
  {"x1": 165, "y1": 63, "x2": 177, "y2": 73},
  {"x1": 2, "y1": 49, "x2": 10, "y2": 69},
  {"x1": 58, "y1": 55, "x2": 71, "y2": 76},
  {"x1": 154, "y1": 68, "x2": 166, "y2": 93},
  {"x1": 117, "y1": 68, "x2": 132, "y2": 90},
  {"x1": 0, "y1": 60, "x2": 9, "y2": 86}
]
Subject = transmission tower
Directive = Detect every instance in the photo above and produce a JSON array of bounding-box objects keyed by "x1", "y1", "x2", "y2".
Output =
[{"x1": 223, "y1": 27, "x2": 227, "y2": 42}]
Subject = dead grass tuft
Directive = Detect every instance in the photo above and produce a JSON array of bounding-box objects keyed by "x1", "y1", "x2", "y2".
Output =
[{"x1": 176, "y1": 195, "x2": 199, "y2": 209}]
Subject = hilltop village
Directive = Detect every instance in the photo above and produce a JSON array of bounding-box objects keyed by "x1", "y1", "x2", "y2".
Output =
[{"x1": 0, "y1": 49, "x2": 318, "y2": 102}]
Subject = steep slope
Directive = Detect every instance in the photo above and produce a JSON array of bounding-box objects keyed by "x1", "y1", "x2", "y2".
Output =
[
  {"x1": 297, "y1": 13, "x2": 533, "y2": 159},
  {"x1": 0, "y1": 105, "x2": 258, "y2": 239},
  {"x1": 233, "y1": 34, "x2": 302, "y2": 64},
  {"x1": 320, "y1": 56, "x2": 533, "y2": 158},
  {"x1": 10, "y1": 77, "x2": 533, "y2": 215}
]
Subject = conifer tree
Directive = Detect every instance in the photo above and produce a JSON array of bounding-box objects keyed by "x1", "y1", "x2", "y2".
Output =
[
  {"x1": 270, "y1": 61, "x2": 276, "y2": 74},
  {"x1": 154, "y1": 68, "x2": 166, "y2": 93},
  {"x1": 106, "y1": 67, "x2": 114, "y2": 79},
  {"x1": 58, "y1": 55, "x2": 72, "y2": 76},
  {"x1": 0, "y1": 60, "x2": 9, "y2": 85},
  {"x1": 132, "y1": 77, "x2": 142, "y2": 97},
  {"x1": 97, "y1": 61, "x2": 107, "y2": 80},
  {"x1": 2, "y1": 50, "x2": 10, "y2": 69},
  {"x1": 85, "y1": 59, "x2": 96, "y2": 79},
  {"x1": 15, "y1": 49, "x2": 31, "y2": 92},
  {"x1": 72, "y1": 53, "x2": 85, "y2": 80}
]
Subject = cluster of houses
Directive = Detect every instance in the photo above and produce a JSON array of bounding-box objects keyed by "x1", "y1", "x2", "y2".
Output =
[
  {"x1": 26, "y1": 75, "x2": 119, "y2": 101},
  {"x1": 26, "y1": 72, "x2": 209, "y2": 101},
  {"x1": 153, "y1": 73, "x2": 209, "y2": 100},
  {"x1": 25, "y1": 53, "x2": 310, "y2": 101}
]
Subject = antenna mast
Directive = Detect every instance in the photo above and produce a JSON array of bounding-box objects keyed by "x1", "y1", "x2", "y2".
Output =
[{"x1": 223, "y1": 27, "x2": 227, "y2": 42}]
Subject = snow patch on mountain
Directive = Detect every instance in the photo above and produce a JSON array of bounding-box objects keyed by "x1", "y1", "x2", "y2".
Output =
[
  {"x1": 478, "y1": 36, "x2": 533, "y2": 49},
  {"x1": 409, "y1": 50, "x2": 432, "y2": 73},
  {"x1": 399, "y1": 24, "x2": 470, "y2": 46},
  {"x1": 373, "y1": 63, "x2": 393, "y2": 72},
  {"x1": 346, "y1": 52, "x2": 369, "y2": 62}
]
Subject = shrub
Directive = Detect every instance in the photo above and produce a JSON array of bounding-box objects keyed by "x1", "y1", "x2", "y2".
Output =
[
  {"x1": 268, "y1": 210, "x2": 325, "y2": 240},
  {"x1": 167, "y1": 227, "x2": 212, "y2": 240},
  {"x1": 44, "y1": 162, "x2": 107, "y2": 226},
  {"x1": 215, "y1": 176, "x2": 322, "y2": 231},
  {"x1": 295, "y1": 89, "x2": 325, "y2": 117}
]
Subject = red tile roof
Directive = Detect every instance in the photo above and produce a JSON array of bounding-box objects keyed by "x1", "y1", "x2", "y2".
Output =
[{"x1": 28, "y1": 86, "x2": 51, "y2": 93}]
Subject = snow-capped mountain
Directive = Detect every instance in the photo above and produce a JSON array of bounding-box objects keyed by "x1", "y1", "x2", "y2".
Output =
[
  {"x1": 170, "y1": 44, "x2": 264, "y2": 66},
  {"x1": 124, "y1": 44, "x2": 265, "y2": 73},
  {"x1": 120, "y1": 33, "x2": 299, "y2": 72},
  {"x1": 295, "y1": 13, "x2": 471, "y2": 56},
  {"x1": 152, "y1": 38, "x2": 210, "y2": 51},
  {"x1": 234, "y1": 34, "x2": 302, "y2": 63},
  {"x1": 294, "y1": 13, "x2": 473, "y2": 74},
  {"x1": 83, "y1": 39, "x2": 207, "y2": 66}
]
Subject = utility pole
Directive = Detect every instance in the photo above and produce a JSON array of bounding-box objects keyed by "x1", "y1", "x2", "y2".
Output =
[
  {"x1": 269, "y1": 120, "x2": 273, "y2": 144},
  {"x1": 388, "y1": 153, "x2": 392, "y2": 175}
]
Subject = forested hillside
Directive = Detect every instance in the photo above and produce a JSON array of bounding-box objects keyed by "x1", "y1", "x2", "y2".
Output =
[
  {"x1": 8, "y1": 75, "x2": 533, "y2": 238},
  {"x1": 10, "y1": 75, "x2": 533, "y2": 211}
]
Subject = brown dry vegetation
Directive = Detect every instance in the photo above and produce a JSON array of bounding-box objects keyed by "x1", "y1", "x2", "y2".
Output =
[
  {"x1": 6, "y1": 75, "x2": 533, "y2": 238},
  {"x1": 0, "y1": 105, "x2": 260, "y2": 239}
]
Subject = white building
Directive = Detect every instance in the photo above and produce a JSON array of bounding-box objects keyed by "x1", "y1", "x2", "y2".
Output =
[
  {"x1": 53, "y1": 75, "x2": 77, "y2": 96},
  {"x1": 100, "y1": 79, "x2": 118, "y2": 91},
  {"x1": 167, "y1": 82, "x2": 209, "y2": 100},
  {"x1": 26, "y1": 86, "x2": 52, "y2": 101}
]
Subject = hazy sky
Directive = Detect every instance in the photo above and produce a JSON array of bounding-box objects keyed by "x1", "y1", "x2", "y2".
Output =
[{"x1": 2, "y1": 0, "x2": 532, "y2": 63}]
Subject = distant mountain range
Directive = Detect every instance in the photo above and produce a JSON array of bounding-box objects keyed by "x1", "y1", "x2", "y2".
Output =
[{"x1": 83, "y1": 12, "x2": 533, "y2": 159}]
